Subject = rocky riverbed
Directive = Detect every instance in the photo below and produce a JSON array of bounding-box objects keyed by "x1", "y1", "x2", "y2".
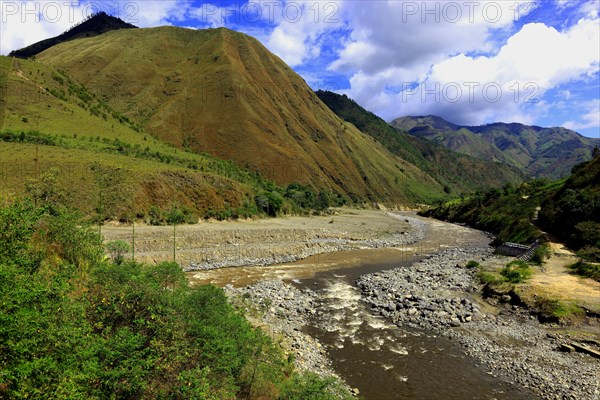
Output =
[
  {"x1": 224, "y1": 280, "x2": 342, "y2": 379},
  {"x1": 357, "y1": 245, "x2": 600, "y2": 400},
  {"x1": 187, "y1": 214, "x2": 427, "y2": 271},
  {"x1": 102, "y1": 210, "x2": 427, "y2": 272}
]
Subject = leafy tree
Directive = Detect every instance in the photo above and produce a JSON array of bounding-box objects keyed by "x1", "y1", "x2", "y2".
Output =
[{"x1": 25, "y1": 168, "x2": 67, "y2": 212}]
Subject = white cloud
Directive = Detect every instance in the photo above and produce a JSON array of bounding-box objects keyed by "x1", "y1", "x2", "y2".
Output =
[
  {"x1": 127, "y1": 0, "x2": 191, "y2": 27},
  {"x1": 563, "y1": 99, "x2": 600, "y2": 131},
  {"x1": 329, "y1": 1, "x2": 535, "y2": 75},
  {"x1": 263, "y1": 0, "x2": 343, "y2": 67},
  {"x1": 0, "y1": 1, "x2": 86, "y2": 55},
  {"x1": 333, "y1": 1, "x2": 599, "y2": 126}
]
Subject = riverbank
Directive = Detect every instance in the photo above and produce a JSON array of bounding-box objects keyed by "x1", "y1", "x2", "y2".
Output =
[
  {"x1": 224, "y1": 280, "x2": 358, "y2": 395},
  {"x1": 101, "y1": 209, "x2": 426, "y2": 271},
  {"x1": 357, "y1": 245, "x2": 599, "y2": 400}
]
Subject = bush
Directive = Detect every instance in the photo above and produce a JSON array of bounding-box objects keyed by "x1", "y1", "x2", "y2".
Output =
[
  {"x1": 278, "y1": 373, "x2": 354, "y2": 400},
  {"x1": 466, "y1": 260, "x2": 480, "y2": 269},
  {"x1": 576, "y1": 246, "x2": 600, "y2": 262},
  {"x1": 477, "y1": 271, "x2": 504, "y2": 285},
  {"x1": 106, "y1": 240, "x2": 130, "y2": 265},
  {"x1": 569, "y1": 260, "x2": 600, "y2": 282},
  {"x1": 534, "y1": 297, "x2": 584, "y2": 322},
  {"x1": 530, "y1": 243, "x2": 551, "y2": 265},
  {"x1": 500, "y1": 260, "x2": 532, "y2": 283},
  {"x1": 0, "y1": 199, "x2": 352, "y2": 398}
]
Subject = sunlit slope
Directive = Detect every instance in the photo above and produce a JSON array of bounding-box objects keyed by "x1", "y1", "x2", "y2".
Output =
[
  {"x1": 37, "y1": 26, "x2": 443, "y2": 204},
  {"x1": 0, "y1": 55, "x2": 264, "y2": 219}
]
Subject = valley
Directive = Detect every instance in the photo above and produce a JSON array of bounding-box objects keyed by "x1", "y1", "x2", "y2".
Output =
[
  {"x1": 2, "y1": 9, "x2": 599, "y2": 400},
  {"x1": 182, "y1": 211, "x2": 599, "y2": 400}
]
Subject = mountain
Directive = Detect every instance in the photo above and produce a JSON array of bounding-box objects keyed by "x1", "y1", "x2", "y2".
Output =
[
  {"x1": 0, "y1": 55, "x2": 275, "y2": 221},
  {"x1": 392, "y1": 116, "x2": 599, "y2": 179},
  {"x1": 9, "y1": 12, "x2": 137, "y2": 59},
  {"x1": 34, "y1": 26, "x2": 444, "y2": 204},
  {"x1": 316, "y1": 91, "x2": 525, "y2": 195}
]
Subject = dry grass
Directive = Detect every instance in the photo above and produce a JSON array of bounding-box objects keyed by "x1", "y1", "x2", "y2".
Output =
[{"x1": 35, "y1": 26, "x2": 443, "y2": 204}]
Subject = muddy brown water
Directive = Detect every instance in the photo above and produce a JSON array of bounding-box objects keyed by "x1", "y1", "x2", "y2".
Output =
[{"x1": 188, "y1": 215, "x2": 539, "y2": 399}]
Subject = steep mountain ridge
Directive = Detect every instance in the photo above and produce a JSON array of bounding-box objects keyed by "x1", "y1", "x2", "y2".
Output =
[
  {"x1": 392, "y1": 115, "x2": 599, "y2": 179},
  {"x1": 36, "y1": 26, "x2": 443, "y2": 204},
  {"x1": 316, "y1": 91, "x2": 525, "y2": 195},
  {"x1": 9, "y1": 12, "x2": 137, "y2": 59}
]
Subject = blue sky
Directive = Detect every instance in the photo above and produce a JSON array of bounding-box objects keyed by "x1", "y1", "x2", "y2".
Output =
[{"x1": 1, "y1": 0, "x2": 599, "y2": 138}]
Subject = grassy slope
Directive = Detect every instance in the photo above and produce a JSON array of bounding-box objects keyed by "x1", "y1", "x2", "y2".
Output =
[
  {"x1": 392, "y1": 116, "x2": 599, "y2": 179},
  {"x1": 0, "y1": 55, "x2": 270, "y2": 219},
  {"x1": 316, "y1": 91, "x2": 525, "y2": 196},
  {"x1": 36, "y1": 26, "x2": 443, "y2": 205}
]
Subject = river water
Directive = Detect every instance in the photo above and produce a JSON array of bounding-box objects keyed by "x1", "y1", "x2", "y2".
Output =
[{"x1": 188, "y1": 215, "x2": 539, "y2": 399}]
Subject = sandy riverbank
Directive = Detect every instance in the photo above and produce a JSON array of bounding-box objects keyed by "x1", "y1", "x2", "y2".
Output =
[{"x1": 102, "y1": 209, "x2": 426, "y2": 271}]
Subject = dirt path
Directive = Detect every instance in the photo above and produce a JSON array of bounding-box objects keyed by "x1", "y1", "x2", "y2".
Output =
[{"x1": 529, "y1": 243, "x2": 600, "y2": 306}]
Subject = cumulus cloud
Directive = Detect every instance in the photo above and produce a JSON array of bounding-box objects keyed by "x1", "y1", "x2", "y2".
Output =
[
  {"x1": 329, "y1": 1, "x2": 534, "y2": 75},
  {"x1": 331, "y1": 1, "x2": 599, "y2": 127},
  {"x1": 262, "y1": 0, "x2": 344, "y2": 67},
  {"x1": 0, "y1": 1, "x2": 85, "y2": 55},
  {"x1": 563, "y1": 99, "x2": 600, "y2": 132}
]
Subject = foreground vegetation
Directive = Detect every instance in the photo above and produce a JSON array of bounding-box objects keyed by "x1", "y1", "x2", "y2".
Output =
[{"x1": 0, "y1": 198, "x2": 352, "y2": 399}]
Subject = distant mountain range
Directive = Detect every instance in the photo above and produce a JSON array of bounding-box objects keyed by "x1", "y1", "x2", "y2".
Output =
[
  {"x1": 316, "y1": 91, "x2": 524, "y2": 194},
  {"x1": 392, "y1": 116, "x2": 599, "y2": 179}
]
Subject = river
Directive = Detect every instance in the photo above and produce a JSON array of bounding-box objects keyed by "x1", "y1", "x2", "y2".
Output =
[{"x1": 188, "y1": 214, "x2": 539, "y2": 399}]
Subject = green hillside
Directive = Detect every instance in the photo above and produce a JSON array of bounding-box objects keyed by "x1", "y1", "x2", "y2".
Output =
[
  {"x1": 316, "y1": 91, "x2": 525, "y2": 195},
  {"x1": 0, "y1": 56, "x2": 343, "y2": 221},
  {"x1": 392, "y1": 116, "x2": 599, "y2": 179},
  {"x1": 423, "y1": 152, "x2": 600, "y2": 260},
  {"x1": 34, "y1": 26, "x2": 444, "y2": 205}
]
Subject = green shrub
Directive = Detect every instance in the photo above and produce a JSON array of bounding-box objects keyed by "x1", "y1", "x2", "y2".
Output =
[
  {"x1": 500, "y1": 260, "x2": 532, "y2": 283},
  {"x1": 466, "y1": 260, "x2": 480, "y2": 269},
  {"x1": 278, "y1": 372, "x2": 354, "y2": 400},
  {"x1": 534, "y1": 297, "x2": 584, "y2": 322},
  {"x1": 0, "y1": 199, "x2": 352, "y2": 398},
  {"x1": 477, "y1": 271, "x2": 504, "y2": 285},
  {"x1": 569, "y1": 260, "x2": 600, "y2": 282},
  {"x1": 530, "y1": 243, "x2": 551, "y2": 265},
  {"x1": 576, "y1": 246, "x2": 600, "y2": 262},
  {"x1": 105, "y1": 240, "x2": 130, "y2": 265}
]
